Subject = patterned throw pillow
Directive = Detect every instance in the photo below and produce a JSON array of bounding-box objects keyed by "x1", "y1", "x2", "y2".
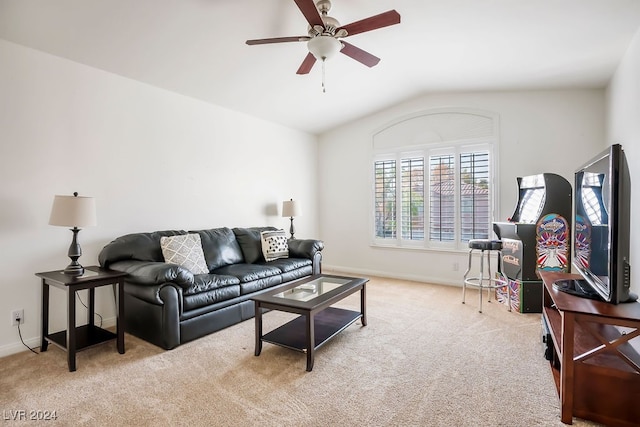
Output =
[
  {"x1": 261, "y1": 229, "x2": 289, "y2": 262},
  {"x1": 160, "y1": 234, "x2": 208, "y2": 274}
]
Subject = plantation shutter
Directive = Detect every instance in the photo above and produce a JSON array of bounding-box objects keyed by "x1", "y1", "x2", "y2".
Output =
[
  {"x1": 460, "y1": 151, "x2": 490, "y2": 241},
  {"x1": 374, "y1": 160, "x2": 397, "y2": 239},
  {"x1": 429, "y1": 154, "x2": 455, "y2": 242},
  {"x1": 401, "y1": 157, "x2": 425, "y2": 240}
]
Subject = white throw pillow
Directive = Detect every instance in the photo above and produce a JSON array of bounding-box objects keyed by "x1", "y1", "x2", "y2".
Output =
[
  {"x1": 160, "y1": 234, "x2": 208, "y2": 274},
  {"x1": 261, "y1": 229, "x2": 289, "y2": 262}
]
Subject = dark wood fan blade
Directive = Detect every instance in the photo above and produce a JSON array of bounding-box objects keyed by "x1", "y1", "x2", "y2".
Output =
[
  {"x1": 246, "y1": 36, "x2": 310, "y2": 45},
  {"x1": 338, "y1": 10, "x2": 401, "y2": 37},
  {"x1": 340, "y1": 41, "x2": 380, "y2": 67},
  {"x1": 294, "y1": 0, "x2": 324, "y2": 28},
  {"x1": 296, "y1": 52, "x2": 317, "y2": 74}
]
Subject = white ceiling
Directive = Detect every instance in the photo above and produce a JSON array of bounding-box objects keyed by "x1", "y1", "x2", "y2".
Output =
[{"x1": 2, "y1": 0, "x2": 640, "y2": 135}]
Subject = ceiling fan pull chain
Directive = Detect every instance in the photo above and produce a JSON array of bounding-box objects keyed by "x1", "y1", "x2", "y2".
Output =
[{"x1": 322, "y1": 59, "x2": 327, "y2": 93}]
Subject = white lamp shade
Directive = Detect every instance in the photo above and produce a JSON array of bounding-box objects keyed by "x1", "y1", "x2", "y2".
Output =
[
  {"x1": 282, "y1": 200, "x2": 301, "y2": 218},
  {"x1": 49, "y1": 195, "x2": 97, "y2": 228},
  {"x1": 307, "y1": 35, "x2": 342, "y2": 61}
]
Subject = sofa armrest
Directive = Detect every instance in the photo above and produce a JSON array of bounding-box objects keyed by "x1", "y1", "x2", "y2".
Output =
[
  {"x1": 109, "y1": 260, "x2": 194, "y2": 289},
  {"x1": 287, "y1": 239, "x2": 324, "y2": 259}
]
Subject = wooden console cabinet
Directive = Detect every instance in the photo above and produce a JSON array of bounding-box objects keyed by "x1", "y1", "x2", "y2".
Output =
[{"x1": 540, "y1": 271, "x2": 640, "y2": 426}]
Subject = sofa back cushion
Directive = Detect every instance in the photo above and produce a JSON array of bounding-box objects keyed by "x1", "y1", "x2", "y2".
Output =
[
  {"x1": 233, "y1": 227, "x2": 278, "y2": 264},
  {"x1": 192, "y1": 227, "x2": 244, "y2": 270},
  {"x1": 98, "y1": 230, "x2": 187, "y2": 267}
]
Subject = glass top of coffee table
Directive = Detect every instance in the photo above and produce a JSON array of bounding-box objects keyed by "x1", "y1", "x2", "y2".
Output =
[{"x1": 271, "y1": 276, "x2": 353, "y2": 302}]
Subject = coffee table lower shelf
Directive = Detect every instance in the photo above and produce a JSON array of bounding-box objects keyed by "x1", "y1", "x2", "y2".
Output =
[{"x1": 262, "y1": 307, "x2": 361, "y2": 352}]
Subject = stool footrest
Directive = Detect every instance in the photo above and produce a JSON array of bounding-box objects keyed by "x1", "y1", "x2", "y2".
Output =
[{"x1": 464, "y1": 277, "x2": 507, "y2": 290}]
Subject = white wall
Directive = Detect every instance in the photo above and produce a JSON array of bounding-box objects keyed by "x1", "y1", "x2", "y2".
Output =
[
  {"x1": 318, "y1": 90, "x2": 605, "y2": 285},
  {"x1": 0, "y1": 39, "x2": 318, "y2": 356},
  {"x1": 607, "y1": 26, "x2": 640, "y2": 297}
]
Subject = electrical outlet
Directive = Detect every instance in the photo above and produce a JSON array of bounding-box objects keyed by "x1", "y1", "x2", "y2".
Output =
[
  {"x1": 453, "y1": 262, "x2": 460, "y2": 272},
  {"x1": 11, "y1": 309, "x2": 24, "y2": 326}
]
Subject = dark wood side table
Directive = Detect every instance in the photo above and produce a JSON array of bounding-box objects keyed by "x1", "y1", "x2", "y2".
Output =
[{"x1": 36, "y1": 266, "x2": 127, "y2": 372}]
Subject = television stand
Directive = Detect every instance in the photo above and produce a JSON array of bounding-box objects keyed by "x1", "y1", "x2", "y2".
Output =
[
  {"x1": 552, "y1": 279, "x2": 603, "y2": 301},
  {"x1": 540, "y1": 271, "x2": 640, "y2": 426}
]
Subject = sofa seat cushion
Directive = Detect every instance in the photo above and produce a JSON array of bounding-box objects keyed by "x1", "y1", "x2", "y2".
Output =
[
  {"x1": 280, "y1": 265, "x2": 313, "y2": 283},
  {"x1": 183, "y1": 284, "x2": 242, "y2": 311},
  {"x1": 213, "y1": 263, "x2": 281, "y2": 283},
  {"x1": 255, "y1": 257, "x2": 311, "y2": 273},
  {"x1": 239, "y1": 275, "x2": 283, "y2": 295},
  {"x1": 183, "y1": 273, "x2": 240, "y2": 296},
  {"x1": 213, "y1": 263, "x2": 284, "y2": 295}
]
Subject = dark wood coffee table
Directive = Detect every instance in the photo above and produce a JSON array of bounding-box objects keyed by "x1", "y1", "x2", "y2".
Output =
[{"x1": 252, "y1": 274, "x2": 368, "y2": 371}]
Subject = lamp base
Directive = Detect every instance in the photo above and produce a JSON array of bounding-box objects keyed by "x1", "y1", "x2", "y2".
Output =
[
  {"x1": 63, "y1": 262, "x2": 84, "y2": 276},
  {"x1": 289, "y1": 217, "x2": 296, "y2": 240},
  {"x1": 64, "y1": 227, "x2": 84, "y2": 276}
]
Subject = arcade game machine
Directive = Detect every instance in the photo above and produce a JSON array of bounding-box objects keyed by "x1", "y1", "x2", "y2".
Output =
[{"x1": 493, "y1": 173, "x2": 572, "y2": 312}]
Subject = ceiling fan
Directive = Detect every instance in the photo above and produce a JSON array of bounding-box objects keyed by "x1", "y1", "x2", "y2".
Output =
[{"x1": 246, "y1": 0, "x2": 401, "y2": 76}]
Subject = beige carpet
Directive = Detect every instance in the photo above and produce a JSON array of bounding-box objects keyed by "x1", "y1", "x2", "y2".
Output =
[{"x1": 0, "y1": 276, "x2": 600, "y2": 426}]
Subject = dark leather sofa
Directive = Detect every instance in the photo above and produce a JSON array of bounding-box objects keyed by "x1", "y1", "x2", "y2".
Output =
[{"x1": 98, "y1": 226, "x2": 323, "y2": 349}]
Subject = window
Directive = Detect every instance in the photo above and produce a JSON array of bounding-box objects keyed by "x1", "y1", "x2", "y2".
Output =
[
  {"x1": 372, "y1": 109, "x2": 498, "y2": 251},
  {"x1": 373, "y1": 144, "x2": 494, "y2": 250}
]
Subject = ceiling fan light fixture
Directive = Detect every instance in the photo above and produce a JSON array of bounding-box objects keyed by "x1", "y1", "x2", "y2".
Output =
[{"x1": 307, "y1": 35, "x2": 342, "y2": 61}]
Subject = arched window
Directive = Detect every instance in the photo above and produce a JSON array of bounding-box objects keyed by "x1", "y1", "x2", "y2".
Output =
[{"x1": 372, "y1": 108, "x2": 499, "y2": 251}]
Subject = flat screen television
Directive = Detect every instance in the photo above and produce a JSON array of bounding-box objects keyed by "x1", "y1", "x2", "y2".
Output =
[{"x1": 555, "y1": 144, "x2": 635, "y2": 304}]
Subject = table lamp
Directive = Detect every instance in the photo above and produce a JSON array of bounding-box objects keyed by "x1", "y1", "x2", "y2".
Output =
[
  {"x1": 49, "y1": 192, "x2": 97, "y2": 276},
  {"x1": 282, "y1": 199, "x2": 301, "y2": 239}
]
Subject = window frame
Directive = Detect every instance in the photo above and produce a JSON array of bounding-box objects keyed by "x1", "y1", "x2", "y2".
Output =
[{"x1": 372, "y1": 139, "x2": 497, "y2": 252}]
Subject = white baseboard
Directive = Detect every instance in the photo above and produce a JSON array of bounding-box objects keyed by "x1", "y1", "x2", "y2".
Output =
[
  {"x1": 322, "y1": 264, "x2": 460, "y2": 288},
  {"x1": 0, "y1": 336, "x2": 41, "y2": 358},
  {"x1": 0, "y1": 316, "x2": 117, "y2": 359}
]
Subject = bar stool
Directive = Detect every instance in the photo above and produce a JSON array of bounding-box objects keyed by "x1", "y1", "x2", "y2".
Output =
[{"x1": 462, "y1": 239, "x2": 510, "y2": 313}]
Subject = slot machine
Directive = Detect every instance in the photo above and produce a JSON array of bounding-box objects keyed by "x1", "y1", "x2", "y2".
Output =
[{"x1": 493, "y1": 173, "x2": 572, "y2": 312}]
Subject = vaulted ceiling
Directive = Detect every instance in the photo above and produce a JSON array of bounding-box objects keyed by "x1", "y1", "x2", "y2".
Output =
[{"x1": 2, "y1": 0, "x2": 640, "y2": 134}]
